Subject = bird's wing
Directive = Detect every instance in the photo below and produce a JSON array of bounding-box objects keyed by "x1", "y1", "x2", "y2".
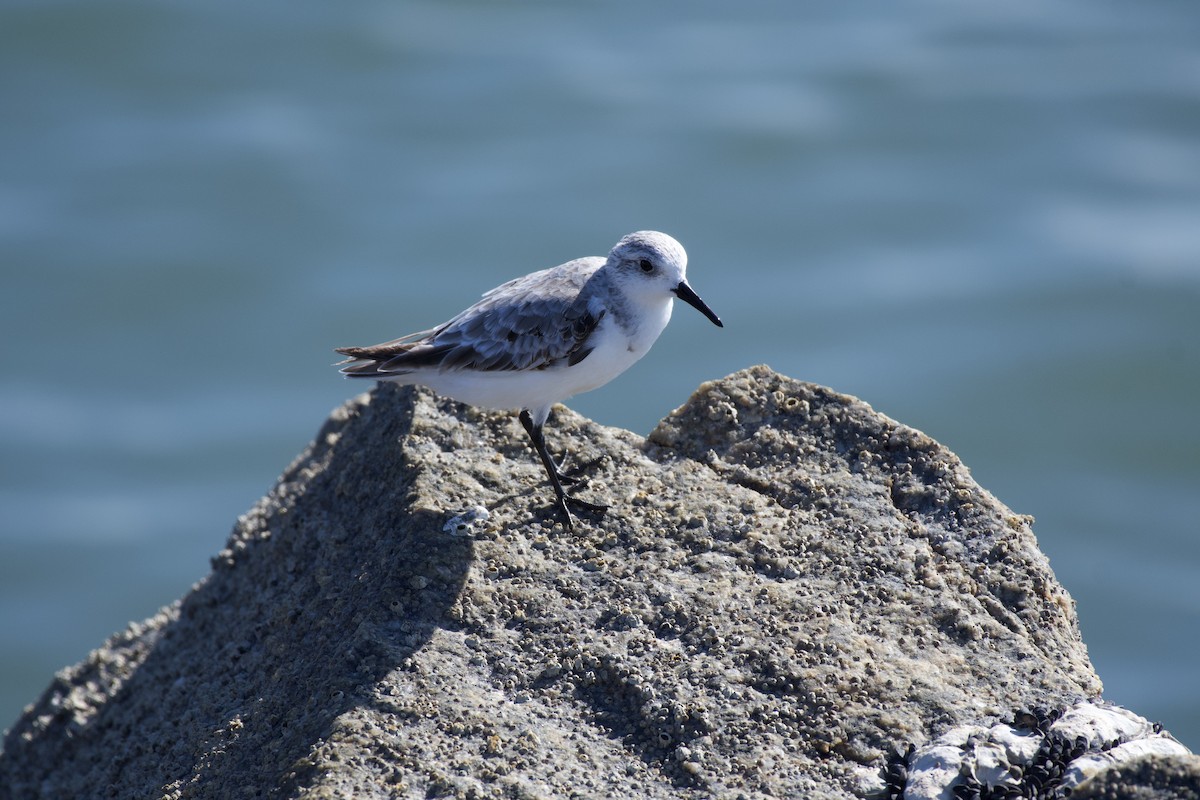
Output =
[{"x1": 336, "y1": 259, "x2": 607, "y2": 375}]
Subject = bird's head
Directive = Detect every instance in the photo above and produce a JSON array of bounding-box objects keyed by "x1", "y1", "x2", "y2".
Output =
[{"x1": 607, "y1": 230, "x2": 723, "y2": 327}]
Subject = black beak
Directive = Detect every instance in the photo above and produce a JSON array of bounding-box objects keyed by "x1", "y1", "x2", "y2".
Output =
[{"x1": 674, "y1": 281, "x2": 724, "y2": 327}]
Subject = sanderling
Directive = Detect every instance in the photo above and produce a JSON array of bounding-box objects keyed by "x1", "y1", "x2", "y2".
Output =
[{"x1": 335, "y1": 230, "x2": 723, "y2": 528}]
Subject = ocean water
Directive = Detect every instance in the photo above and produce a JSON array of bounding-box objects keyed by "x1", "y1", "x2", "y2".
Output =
[{"x1": 2, "y1": 0, "x2": 1198, "y2": 750}]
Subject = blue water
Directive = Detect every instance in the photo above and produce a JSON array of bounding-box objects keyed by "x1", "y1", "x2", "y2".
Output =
[{"x1": 3, "y1": 0, "x2": 1198, "y2": 749}]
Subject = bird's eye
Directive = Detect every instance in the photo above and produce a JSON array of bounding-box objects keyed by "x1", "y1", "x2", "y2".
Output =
[{"x1": 638, "y1": 259, "x2": 654, "y2": 273}]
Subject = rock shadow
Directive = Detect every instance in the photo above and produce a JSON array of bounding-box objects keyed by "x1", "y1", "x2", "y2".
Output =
[{"x1": 1, "y1": 385, "x2": 473, "y2": 798}]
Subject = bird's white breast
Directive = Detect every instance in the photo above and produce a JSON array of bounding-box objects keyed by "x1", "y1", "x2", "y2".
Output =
[{"x1": 411, "y1": 297, "x2": 675, "y2": 412}]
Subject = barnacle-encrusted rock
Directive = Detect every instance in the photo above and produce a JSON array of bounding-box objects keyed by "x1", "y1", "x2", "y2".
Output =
[
  {"x1": 0, "y1": 366, "x2": 1193, "y2": 798},
  {"x1": 900, "y1": 702, "x2": 1191, "y2": 799}
]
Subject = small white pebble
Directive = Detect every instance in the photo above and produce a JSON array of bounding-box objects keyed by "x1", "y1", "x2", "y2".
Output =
[{"x1": 443, "y1": 506, "x2": 491, "y2": 535}]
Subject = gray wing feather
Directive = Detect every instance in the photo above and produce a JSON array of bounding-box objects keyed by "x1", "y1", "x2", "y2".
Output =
[{"x1": 336, "y1": 259, "x2": 607, "y2": 376}]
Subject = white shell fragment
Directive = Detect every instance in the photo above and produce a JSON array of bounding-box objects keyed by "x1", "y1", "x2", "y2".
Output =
[{"x1": 443, "y1": 506, "x2": 491, "y2": 535}]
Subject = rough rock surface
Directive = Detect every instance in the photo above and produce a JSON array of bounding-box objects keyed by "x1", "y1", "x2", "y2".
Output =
[
  {"x1": 0, "y1": 365, "x2": 1188, "y2": 798},
  {"x1": 896, "y1": 702, "x2": 1194, "y2": 799},
  {"x1": 1073, "y1": 754, "x2": 1200, "y2": 800}
]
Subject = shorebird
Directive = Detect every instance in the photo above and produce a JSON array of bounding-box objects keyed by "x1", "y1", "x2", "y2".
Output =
[{"x1": 336, "y1": 230, "x2": 723, "y2": 528}]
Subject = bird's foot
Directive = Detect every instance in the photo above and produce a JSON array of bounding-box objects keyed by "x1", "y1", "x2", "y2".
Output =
[
  {"x1": 553, "y1": 453, "x2": 606, "y2": 485},
  {"x1": 554, "y1": 493, "x2": 608, "y2": 529}
]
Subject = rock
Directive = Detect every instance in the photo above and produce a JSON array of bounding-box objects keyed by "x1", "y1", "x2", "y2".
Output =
[
  {"x1": 0, "y1": 366, "x2": 1186, "y2": 798},
  {"x1": 899, "y1": 702, "x2": 1194, "y2": 799},
  {"x1": 1073, "y1": 753, "x2": 1200, "y2": 800}
]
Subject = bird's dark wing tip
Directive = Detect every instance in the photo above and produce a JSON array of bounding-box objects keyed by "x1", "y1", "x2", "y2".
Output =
[
  {"x1": 337, "y1": 360, "x2": 384, "y2": 377},
  {"x1": 334, "y1": 345, "x2": 378, "y2": 359}
]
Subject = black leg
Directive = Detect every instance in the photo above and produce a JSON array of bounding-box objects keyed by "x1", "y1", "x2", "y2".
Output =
[{"x1": 519, "y1": 410, "x2": 606, "y2": 528}]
